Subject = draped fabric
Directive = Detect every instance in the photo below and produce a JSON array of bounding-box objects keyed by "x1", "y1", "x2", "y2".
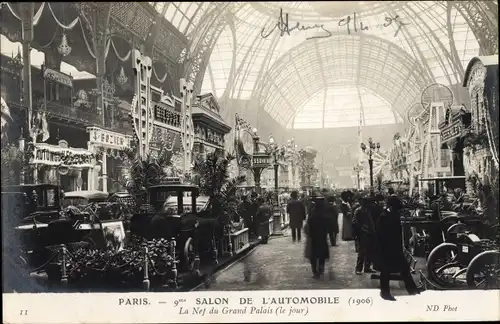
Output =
[
  {"x1": 153, "y1": 65, "x2": 168, "y2": 83},
  {"x1": 47, "y1": 3, "x2": 79, "y2": 30},
  {"x1": 111, "y1": 40, "x2": 131, "y2": 62}
]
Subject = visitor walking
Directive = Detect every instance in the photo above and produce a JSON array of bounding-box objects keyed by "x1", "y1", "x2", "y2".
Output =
[
  {"x1": 304, "y1": 196, "x2": 330, "y2": 279},
  {"x1": 340, "y1": 190, "x2": 354, "y2": 241},
  {"x1": 353, "y1": 197, "x2": 376, "y2": 275},
  {"x1": 286, "y1": 190, "x2": 306, "y2": 243},
  {"x1": 325, "y1": 195, "x2": 339, "y2": 246},
  {"x1": 375, "y1": 196, "x2": 422, "y2": 300}
]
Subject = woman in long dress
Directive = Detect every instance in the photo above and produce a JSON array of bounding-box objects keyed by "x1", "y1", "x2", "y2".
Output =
[{"x1": 340, "y1": 191, "x2": 354, "y2": 241}]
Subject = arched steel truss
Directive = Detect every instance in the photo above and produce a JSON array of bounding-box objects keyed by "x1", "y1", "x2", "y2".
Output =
[{"x1": 257, "y1": 33, "x2": 432, "y2": 127}]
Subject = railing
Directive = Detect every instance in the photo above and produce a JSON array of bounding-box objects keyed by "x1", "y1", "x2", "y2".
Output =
[
  {"x1": 7, "y1": 97, "x2": 135, "y2": 135},
  {"x1": 230, "y1": 228, "x2": 250, "y2": 255},
  {"x1": 46, "y1": 101, "x2": 101, "y2": 126},
  {"x1": 220, "y1": 227, "x2": 250, "y2": 257}
]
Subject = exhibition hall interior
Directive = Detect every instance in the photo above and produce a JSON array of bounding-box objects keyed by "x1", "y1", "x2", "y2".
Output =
[{"x1": 1, "y1": 2, "x2": 498, "y2": 297}]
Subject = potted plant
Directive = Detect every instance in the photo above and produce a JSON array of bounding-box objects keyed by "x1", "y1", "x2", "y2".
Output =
[{"x1": 192, "y1": 151, "x2": 245, "y2": 228}]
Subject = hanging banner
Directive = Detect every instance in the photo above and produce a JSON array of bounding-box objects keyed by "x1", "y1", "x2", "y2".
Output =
[
  {"x1": 440, "y1": 120, "x2": 463, "y2": 143},
  {"x1": 43, "y1": 67, "x2": 73, "y2": 88},
  {"x1": 87, "y1": 127, "x2": 133, "y2": 150}
]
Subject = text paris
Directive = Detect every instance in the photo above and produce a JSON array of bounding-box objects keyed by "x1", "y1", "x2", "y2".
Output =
[{"x1": 338, "y1": 12, "x2": 410, "y2": 37}]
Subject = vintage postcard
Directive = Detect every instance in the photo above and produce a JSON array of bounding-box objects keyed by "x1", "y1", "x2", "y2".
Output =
[{"x1": 2, "y1": 1, "x2": 499, "y2": 323}]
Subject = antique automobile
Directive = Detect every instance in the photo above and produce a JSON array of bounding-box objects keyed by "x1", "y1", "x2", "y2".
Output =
[
  {"x1": 402, "y1": 177, "x2": 483, "y2": 258},
  {"x1": 426, "y1": 228, "x2": 499, "y2": 289},
  {"x1": 129, "y1": 184, "x2": 221, "y2": 273},
  {"x1": 62, "y1": 190, "x2": 122, "y2": 221},
  {"x1": 2, "y1": 184, "x2": 125, "y2": 280},
  {"x1": 402, "y1": 197, "x2": 483, "y2": 258}
]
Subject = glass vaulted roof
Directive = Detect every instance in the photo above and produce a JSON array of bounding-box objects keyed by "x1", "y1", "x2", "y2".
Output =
[
  {"x1": 194, "y1": 1, "x2": 486, "y2": 129},
  {"x1": 149, "y1": 2, "x2": 213, "y2": 36}
]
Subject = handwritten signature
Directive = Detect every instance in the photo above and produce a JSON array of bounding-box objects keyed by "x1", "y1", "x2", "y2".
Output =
[
  {"x1": 261, "y1": 9, "x2": 332, "y2": 40},
  {"x1": 261, "y1": 9, "x2": 410, "y2": 40}
]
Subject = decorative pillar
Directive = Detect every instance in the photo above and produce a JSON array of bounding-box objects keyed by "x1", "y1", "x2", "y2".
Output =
[
  {"x1": 131, "y1": 50, "x2": 154, "y2": 158},
  {"x1": 75, "y1": 169, "x2": 82, "y2": 191},
  {"x1": 102, "y1": 150, "x2": 108, "y2": 193},
  {"x1": 19, "y1": 3, "x2": 35, "y2": 147},
  {"x1": 180, "y1": 79, "x2": 194, "y2": 173},
  {"x1": 80, "y1": 4, "x2": 112, "y2": 127},
  {"x1": 87, "y1": 143, "x2": 95, "y2": 191}
]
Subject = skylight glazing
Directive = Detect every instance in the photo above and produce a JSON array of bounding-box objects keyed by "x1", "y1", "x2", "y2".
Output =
[
  {"x1": 149, "y1": 2, "x2": 211, "y2": 35},
  {"x1": 293, "y1": 86, "x2": 401, "y2": 129}
]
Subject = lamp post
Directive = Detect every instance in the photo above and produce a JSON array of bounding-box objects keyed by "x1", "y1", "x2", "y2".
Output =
[
  {"x1": 268, "y1": 135, "x2": 285, "y2": 236},
  {"x1": 360, "y1": 137, "x2": 380, "y2": 195},
  {"x1": 353, "y1": 164, "x2": 362, "y2": 190},
  {"x1": 250, "y1": 127, "x2": 266, "y2": 195}
]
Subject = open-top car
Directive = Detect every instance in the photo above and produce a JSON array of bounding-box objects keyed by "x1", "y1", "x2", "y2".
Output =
[
  {"x1": 62, "y1": 190, "x2": 123, "y2": 221},
  {"x1": 130, "y1": 183, "x2": 221, "y2": 273},
  {"x1": 62, "y1": 190, "x2": 109, "y2": 207}
]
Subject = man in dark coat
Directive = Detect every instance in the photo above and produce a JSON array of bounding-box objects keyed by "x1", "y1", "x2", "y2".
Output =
[
  {"x1": 375, "y1": 196, "x2": 422, "y2": 300},
  {"x1": 286, "y1": 190, "x2": 306, "y2": 242},
  {"x1": 255, "y1": 197, "x2": 271, "y2": 240},
  {"x1": 325, "y1": 195, "x2": 340, "y2": 246},
  {"x1": 352, "y1": 197, "x2": 376, "y2": 275},
  {"x1": 238, "y1": 195, "x2": 254, "y2": 232},
  {"x1": 249, "y1": 192, "x2": 259, "y2": 237},
  {"x1": 305, "y1": 196, "x2": 329, "y2": 279}
]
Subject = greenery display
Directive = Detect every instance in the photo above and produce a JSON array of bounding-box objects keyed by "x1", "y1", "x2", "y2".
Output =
[
  {"x1": 1, "y1": 143, "x2": 23, "y2": 186},
  {"x1": 463, "y1": 131, "x2": 489, "y2": 149},
  {"x1": 113, "y1": 147, "x2": 174, "y2": 210},
  {"x1": 65, "y1": 235, "x2": 175, "y2": 287},
  {"x1": 192, "y1": 151, "x2": 245, "y2": 226}
]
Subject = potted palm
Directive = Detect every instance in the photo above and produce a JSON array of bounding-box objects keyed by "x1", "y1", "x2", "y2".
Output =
[
  {"x1": 117, "y1": 147, "x2": 174, "y2": 212},
  {"x1": 192, "y1": 150, "x2": 245, "y2": 227}
]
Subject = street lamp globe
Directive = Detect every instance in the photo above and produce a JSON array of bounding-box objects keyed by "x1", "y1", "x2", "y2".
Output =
[
  {"x1": 252, "y1": 127, "x2": 258, "y2": 136},
  {"x1": 269, "y1": 135, "x2": 275, "y2": 144}
]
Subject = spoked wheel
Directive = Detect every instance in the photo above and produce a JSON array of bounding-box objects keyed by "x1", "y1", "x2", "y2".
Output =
[
  {"x1": 466, "y1": 250, "x2": 500, "y2": 289},
  {"x1": 183, "y1": 237, "x2": 196, "y2": 272},
  {"x1": 426, "y1": 243, "x2": 466, "y2": 287}
]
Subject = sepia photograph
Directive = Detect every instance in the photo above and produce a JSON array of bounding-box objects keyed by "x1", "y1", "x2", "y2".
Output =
[{"x1": 1, "y1": 1, "x2": 499, "y2": 322}]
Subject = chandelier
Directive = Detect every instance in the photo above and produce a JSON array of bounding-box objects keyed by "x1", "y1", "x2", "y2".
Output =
[
  {"x1": 116, "y1": 66, "x2": 128, "y2": 86},
  {"x1": 58, "y1": 33, "x2": 72, "y2": 57}
]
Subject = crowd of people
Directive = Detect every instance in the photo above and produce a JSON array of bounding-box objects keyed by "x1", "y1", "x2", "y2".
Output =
[
  {"x1": 234, "y1": 187, "x2": 445, "y2": 300},
  {"x1": 287, "y1": 188, "x2": 422, "y2": 300}
]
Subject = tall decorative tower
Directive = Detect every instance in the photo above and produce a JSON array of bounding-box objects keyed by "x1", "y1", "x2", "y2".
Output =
[
  {"x1": 130, "y1": 50, "x2": 154, "y2": 158},
  {"x1": 179, "y1": 78, "x2": 195, "y2": 173}
]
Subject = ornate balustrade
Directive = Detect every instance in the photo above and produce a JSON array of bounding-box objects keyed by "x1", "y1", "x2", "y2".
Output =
[{"x1": 220, "y1": 227, "x2": 250, "y2": 257}]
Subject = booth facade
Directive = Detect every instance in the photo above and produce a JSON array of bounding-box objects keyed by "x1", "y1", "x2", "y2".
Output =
[{"x1": 462, "y1": 56, "x2": 499, "y2": 192}]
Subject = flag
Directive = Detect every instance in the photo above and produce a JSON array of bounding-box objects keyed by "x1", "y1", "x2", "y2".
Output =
[{"x1": 41, "y1": 111, "x2": 50, "y2": 142}]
